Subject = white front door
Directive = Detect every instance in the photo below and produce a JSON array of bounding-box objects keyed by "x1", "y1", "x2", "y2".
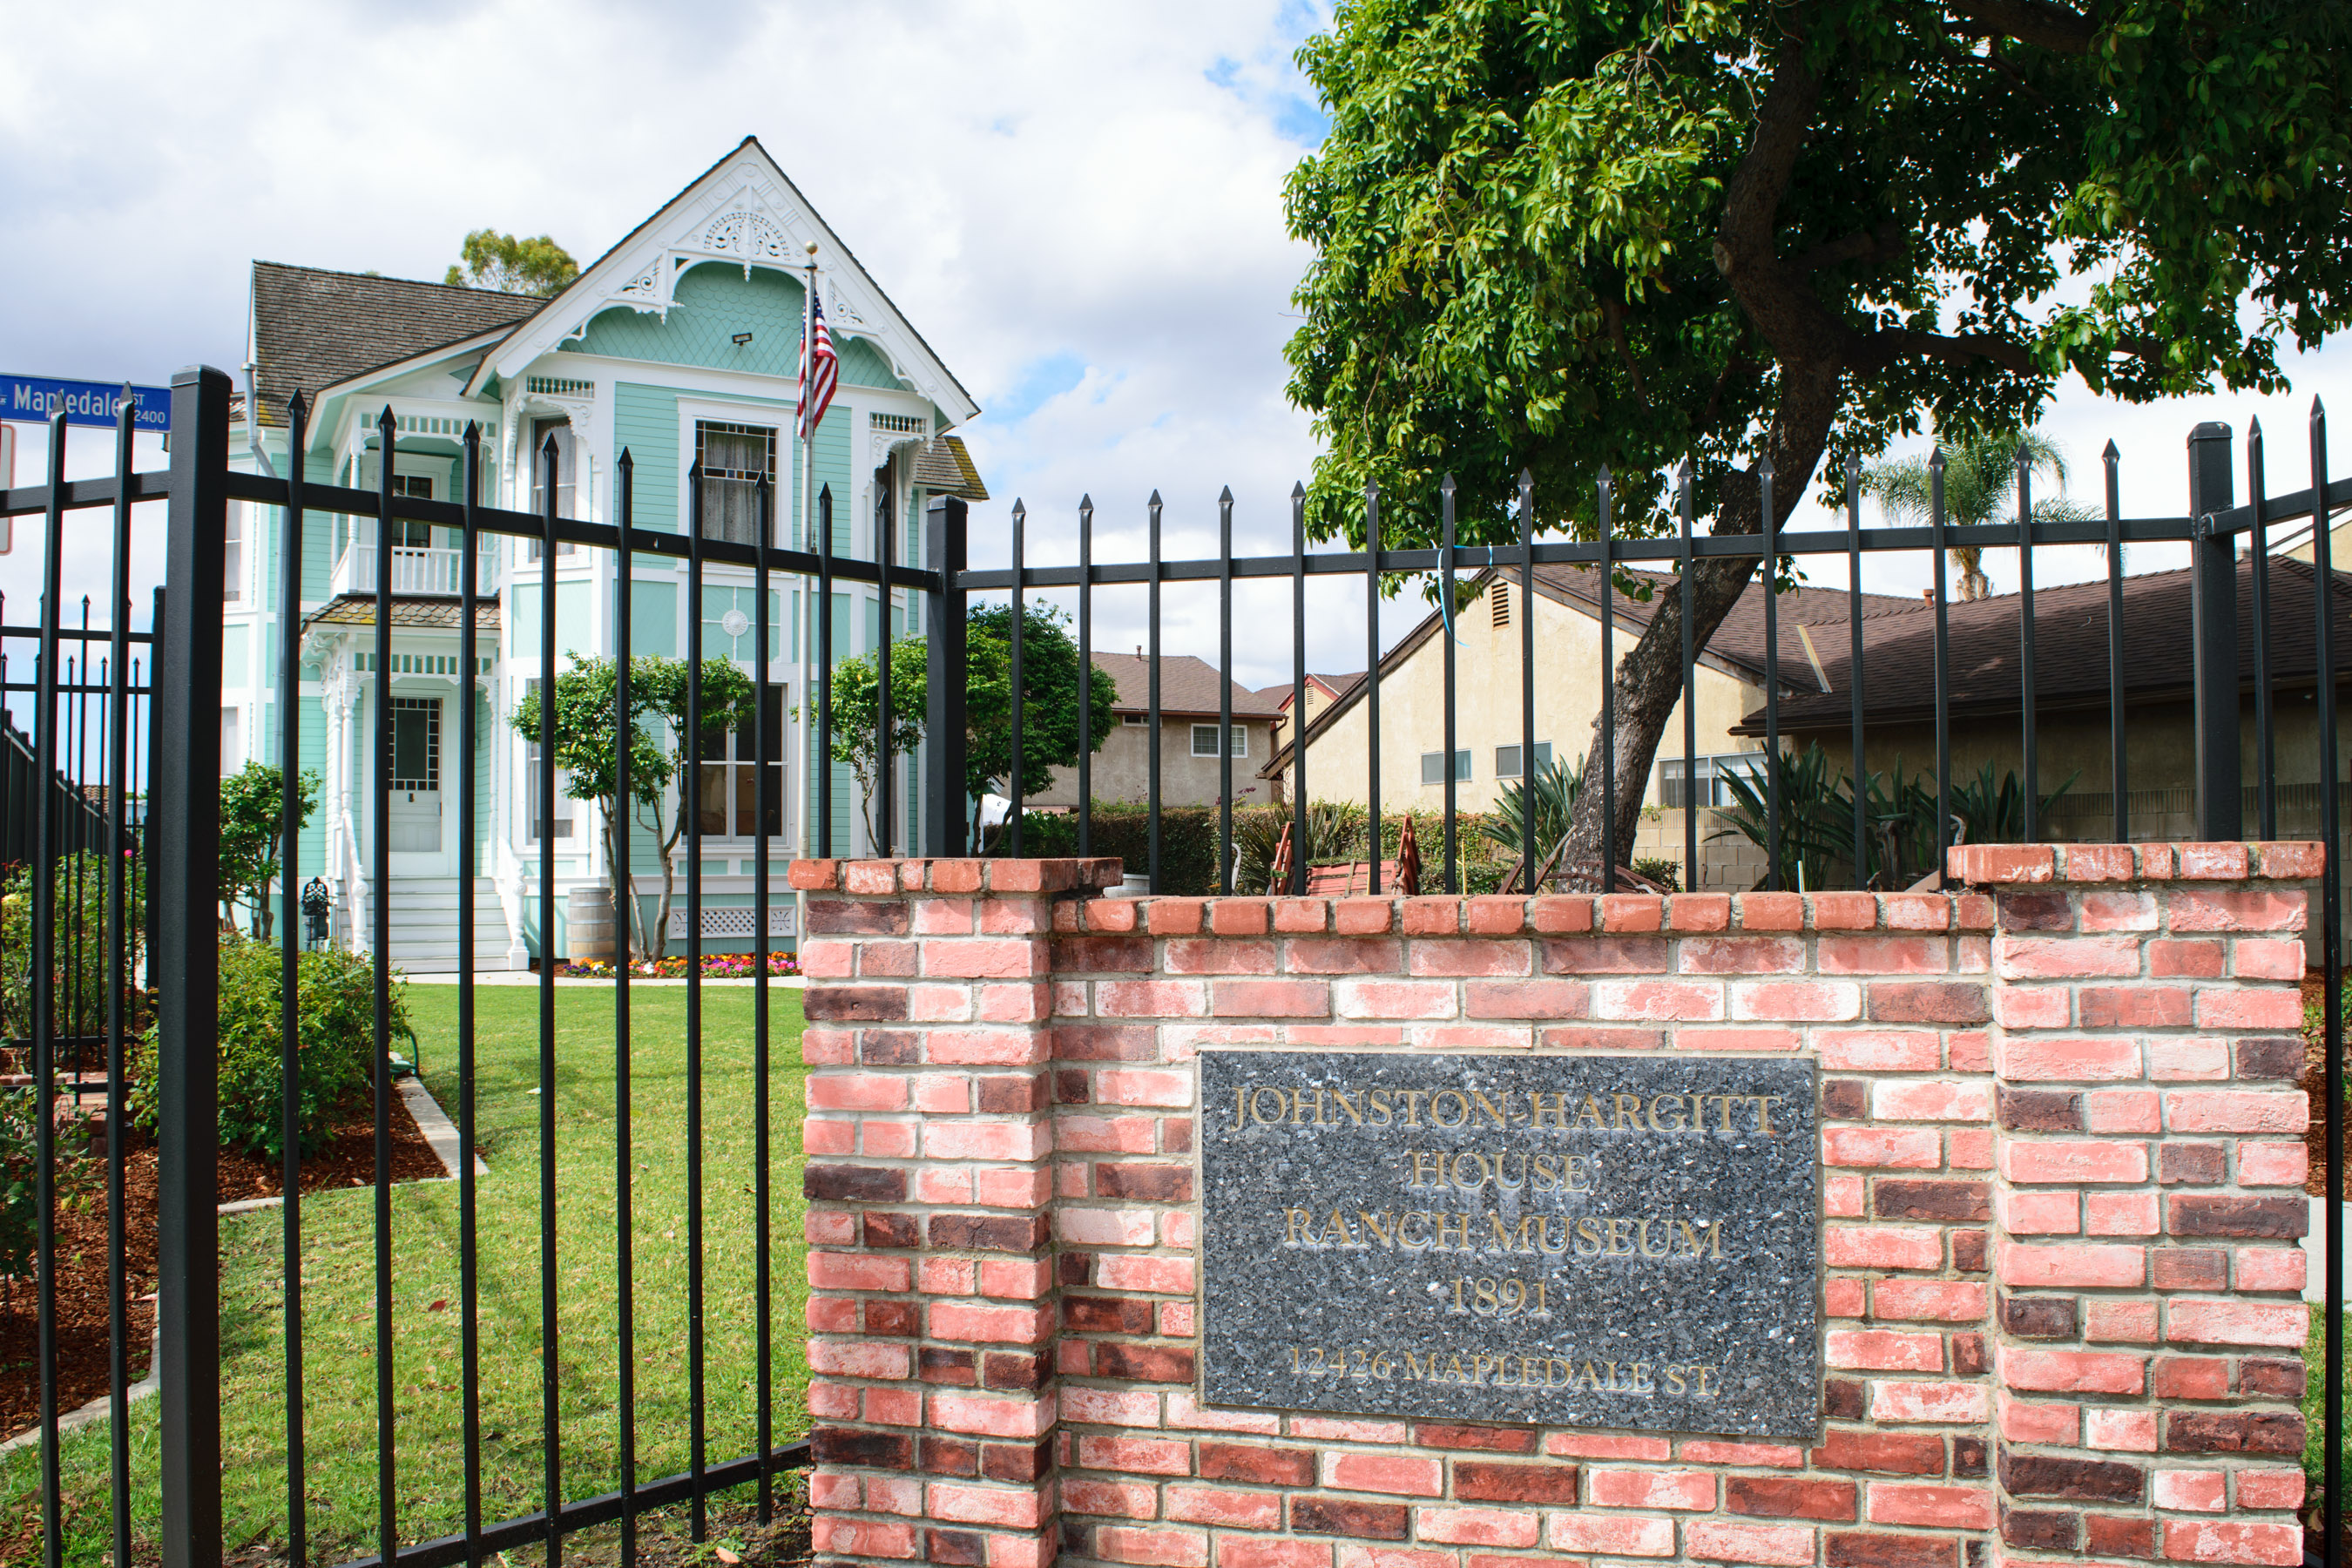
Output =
[{"x1": 388, "y1": 694, "x2": 449, "y2": 871}]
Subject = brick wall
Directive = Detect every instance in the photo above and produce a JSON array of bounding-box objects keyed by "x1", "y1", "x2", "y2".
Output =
[{"x1": 794, "y1": 842, "x2": 2319, "y2": 1568}]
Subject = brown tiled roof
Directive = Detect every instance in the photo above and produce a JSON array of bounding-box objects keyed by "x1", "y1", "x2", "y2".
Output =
[
  {"x1": 1538, "y1": 564, "x2": 1927, "y2": 693},
  {"x1": 303, "y1": 595, "x2": 503, "y2": 633},
  {"x1": 250, "y1": 261, "x2": 542, "y2": 428},
  {"x1": 913, "y1": 436, "x2": 989, "y2": 501},
  {"x1": 1091, "y1": 653, "x2": 1285, "y2": 720},
  {"x1": 1256, "y1": 672, "x2": 1363, "y2": 710},
  {"x1": 1740, "y1": 554, "x2": 2352, "y2": 734}
]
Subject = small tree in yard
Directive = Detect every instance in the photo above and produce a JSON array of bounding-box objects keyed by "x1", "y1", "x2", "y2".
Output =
[
  {"x1": 821, "y1": 639, "x2": 930, "y2": 847},
  {"x1": 815, "y1": 604, "x2": 1116, "y2": 848},
  {"x1": 220, "y1": 760, "x2": 320, "y2": 938},
  {"x1": 962, "y1": 604, "x2": 1118, "y2": 843},
  {"x1": 512, "y1": 653, "x2": 754, "y2": 962},
  {"x1": 1287, "y1": 0, "x2": 2352, "y2": 884}
]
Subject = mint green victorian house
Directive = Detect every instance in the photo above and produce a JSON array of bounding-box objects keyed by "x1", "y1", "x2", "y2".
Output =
[{"x1": 224, "y1": 138, "x2": 985, "y2": 969}]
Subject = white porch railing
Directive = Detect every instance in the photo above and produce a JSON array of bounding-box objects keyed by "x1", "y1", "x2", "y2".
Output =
[{"x1": 330, "y1": 541, "x2": 496, "y2": 598}]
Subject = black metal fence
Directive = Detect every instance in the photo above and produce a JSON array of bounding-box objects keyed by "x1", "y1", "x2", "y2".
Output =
[{"x1": 0, "y1": 362, "x2": 2348, "y2": 1565}]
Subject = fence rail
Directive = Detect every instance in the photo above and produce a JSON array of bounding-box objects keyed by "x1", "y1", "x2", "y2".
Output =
[{"x1": 0, "y1": 364, "x2": 2345, "y2": 1567}]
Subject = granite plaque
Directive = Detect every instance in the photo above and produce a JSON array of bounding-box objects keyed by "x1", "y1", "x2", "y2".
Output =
[{"x1": 1199, "y1": 1051, "x2": 1820, "y2": 1436}]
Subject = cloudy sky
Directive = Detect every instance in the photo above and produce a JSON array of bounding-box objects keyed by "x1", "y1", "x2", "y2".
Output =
[{"x1": 2, "y1": 0, "x2": 2345, "y2": 691}]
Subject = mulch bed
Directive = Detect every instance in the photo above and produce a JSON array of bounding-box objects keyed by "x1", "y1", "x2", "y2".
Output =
[
  {"x1": 2308, "y1": 972, "x2": 2352, "y2": 1200},
  {"x1": 0, "y1": 1087, "x2": 449, "y2": 1447}
]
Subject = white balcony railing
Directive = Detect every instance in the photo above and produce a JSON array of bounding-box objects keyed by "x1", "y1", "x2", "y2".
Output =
[{"x1": 330, "y1": 542, "x2": 496, "y2": 598}]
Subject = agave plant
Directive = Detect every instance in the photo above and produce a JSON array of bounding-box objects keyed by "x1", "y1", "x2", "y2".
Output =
[
  {"x1": 1713, "y1": 745, "x2": 2079, "y2": 890},
  {"x1": 1479, "y1": 754, "x2": 1585, "y2": 866}
]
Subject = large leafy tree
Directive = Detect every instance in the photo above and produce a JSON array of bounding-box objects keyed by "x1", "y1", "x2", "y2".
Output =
[
  {"x1": 1286, "y1": 0, "x2": 2352, "y2": 879},
  {"x1": 444, "y1": 229, "x2": 578, "y2": 296}
]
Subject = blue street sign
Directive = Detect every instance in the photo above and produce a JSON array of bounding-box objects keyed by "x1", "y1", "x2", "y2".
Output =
[{"x1": 1, "y1": 375, "x2": 171, "y2": 431}]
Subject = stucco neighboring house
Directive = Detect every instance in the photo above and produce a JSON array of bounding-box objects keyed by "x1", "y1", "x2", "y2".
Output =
[
  {"x1": 222, "y1": 137, "x2": 988, "y2": 968},
  {"x1": 1754, "y1": 554, "x2": 2352, "y2": 840},
  {"x1": 1258, "y1": 564, "x2": 1930, "y2": 888},
  {"x1": 1029, "y1": 653, "x2": 1284, "y2": 809}
]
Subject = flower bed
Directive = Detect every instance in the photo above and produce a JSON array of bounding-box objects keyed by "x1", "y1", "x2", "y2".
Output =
[{"x1": 558, "y1": 952, "x2": 801, "y2": 980}]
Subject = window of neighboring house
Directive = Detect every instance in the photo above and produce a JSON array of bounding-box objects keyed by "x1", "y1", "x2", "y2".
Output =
[
  {"x1": 1420, "y1": 750, "x2": 1471, "y2": 785},
  {"x1": 1495, "y1": 742, "x2": 1553, "y2": 779},
  {"x1": 695, "y1": 421, "x2": 776, "y2": 547},
  {"x1": 525, "y1": 419, "x2": 578, "y2": 558},
  {"x1": 1191, "y1": 724, "x2": 1247, "y2": 759},
  {"x1": 1659, "y1": 752, "x2": 1769, "y2": 809},
  {"x1": 1120, "y1": 713, "x2": 1146, "y2": 727},
  {"x1": 693, "y1": 682, "x2": 787, "y2": 838},
  {"x1": 522, "y1": 679, "x2": 572, "y2": 839},
  {"x1": 223, "y1": 508, "x2": 243, "y2": 601},
  {"x1": 220, "y1": 707, "x2": 241, "y2": 775}
]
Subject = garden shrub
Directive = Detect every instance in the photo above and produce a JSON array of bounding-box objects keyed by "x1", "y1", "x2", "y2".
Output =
[
  {"x1": 131, "y1": 939, "x2": 414, "y2": 1162},
  {"x1": 0, "y1": 1085, "x2": 94, "y2": 1280},
  {"x1": 0, "y1": 848, "x2": 148, "y2": 1045}
]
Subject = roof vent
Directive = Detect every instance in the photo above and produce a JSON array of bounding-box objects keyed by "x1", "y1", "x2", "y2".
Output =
[{"x1": 1492, "y1": 582, "x2": 1511, "y2": 629}]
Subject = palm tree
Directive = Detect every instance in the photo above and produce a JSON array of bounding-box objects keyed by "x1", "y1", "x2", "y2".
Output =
[{"x1": 1862, "y1": 430, "x2": 2099, "y2": 602}]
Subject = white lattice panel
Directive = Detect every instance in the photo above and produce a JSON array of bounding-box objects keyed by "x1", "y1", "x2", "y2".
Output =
[{"x1": 666, "y1": 905, "x2": 796, "y2": 939}]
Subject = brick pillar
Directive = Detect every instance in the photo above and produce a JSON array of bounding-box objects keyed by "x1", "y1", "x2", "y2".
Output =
[
  {"x1": 797, "y1": 855, "x2": 1122, "y2": 1568},
  {"x1": 1963, "y1": 842, "x2": 2320, "y2": 1568}
]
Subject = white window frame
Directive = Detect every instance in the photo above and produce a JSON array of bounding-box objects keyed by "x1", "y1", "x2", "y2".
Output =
[
  {"x1": 1495, "y1": 741, "x2": 1553, "y2": 779},
  {"x1": 223, "y1": 506, "x2": 244, "y2": 602},
  {"x1": 1190, "y1": 723, "x2": 1247, "y2": 759},
  {"x1": 1659, "y1": 751, "x2": 1770, "y2": 809},
  {"x1": 1120, "y1": 713, "x2": 1146, "y2": 727},
  {"x1": 519, "y1": 678, "x2": 574, "y2": 842},
  {"x1": 1420, "y1": 749, "x2": 1471, "y2": 785}
]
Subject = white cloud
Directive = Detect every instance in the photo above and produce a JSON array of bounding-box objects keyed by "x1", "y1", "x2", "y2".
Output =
[{"x1": 1, "y1": 0, "x2": 2343, "y2": 706}]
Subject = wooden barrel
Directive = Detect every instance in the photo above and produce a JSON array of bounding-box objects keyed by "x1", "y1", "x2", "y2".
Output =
[{"x1": 565, "y1": 884, "x2": 615, "y2": 962}]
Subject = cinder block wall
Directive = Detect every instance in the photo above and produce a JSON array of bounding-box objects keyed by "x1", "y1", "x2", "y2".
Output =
[{"x1": 792, "y1": 843, "x2": 2319, "y2": 1568}]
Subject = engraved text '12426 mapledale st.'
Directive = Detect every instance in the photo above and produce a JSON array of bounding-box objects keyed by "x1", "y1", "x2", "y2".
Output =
[{"x1": 1197, "y1": 1051, "x2": 1821, "y2": 1436}]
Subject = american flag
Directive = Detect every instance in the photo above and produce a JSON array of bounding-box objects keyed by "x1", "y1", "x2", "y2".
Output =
[{"x1": 797, "y1": 294, "x2": 839, "y2": 440}]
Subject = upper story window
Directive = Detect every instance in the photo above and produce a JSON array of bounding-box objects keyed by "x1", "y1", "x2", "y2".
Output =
[
  {"x1": 223, "y1": 507, "x2": 243, "y2": 602},
  {"x1": 526, "y1": 418, "x2": 578, "y2": 558},
  {"x1": 697, "y1": 421, "x2": 775, "y2": 546}
]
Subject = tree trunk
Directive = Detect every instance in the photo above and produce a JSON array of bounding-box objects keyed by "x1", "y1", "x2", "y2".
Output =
[{"x1": 1558, "y1": 365, "x2": 1846, "y2": 889}]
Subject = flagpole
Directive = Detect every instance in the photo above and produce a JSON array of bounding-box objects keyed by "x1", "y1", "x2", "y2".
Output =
[{"x1": 797, "y1": 241, "x2": 817, "y2": 948}]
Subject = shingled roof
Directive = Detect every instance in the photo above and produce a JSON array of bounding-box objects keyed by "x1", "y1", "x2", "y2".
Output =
[
  {"x1": 1091, "y1": 653, "x2": 1285, "y2": 720},
  {"x1": 1258, "y1": 562, "x2": 1927, "y2": 775},
  {"x1": 249, "y1": 261, "x2": 543, "y2": 428},
  {"x1": 302, "y1": 596, "x2": 503, "y2": 634},
  {"x1": 912, "y1": 436, "x2": 990, "y2": 502},
  {"x1": 1740, "y1": 554, "x2": 2352, "y2": 734}
]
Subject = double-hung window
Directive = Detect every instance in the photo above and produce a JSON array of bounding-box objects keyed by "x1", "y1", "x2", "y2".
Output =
[
  {"x1": 696, "y1": 421, "x2": 776, "y2": 546},
  {"x1": 526, "y1": 419, "x2": 578, "y2": 558},
  {"x1": 694, "y1": 683, "x2": 787, "y2": 839},
  {"x1": 522, "y1": 679, "x2": 572, "y2": 840},
  {"x1": 1190, "y1": 724, "x2": 1247, "y2": 759}
]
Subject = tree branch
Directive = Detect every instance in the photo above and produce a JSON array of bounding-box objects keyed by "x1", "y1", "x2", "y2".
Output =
[
  {"x1": 1943, "y1": 0, "x2": 2097, "y2": 52},
  {"x1": 1868, "y1": 328, "x2": 2037, "y2": 374},
  {"x1": 1796, "y1": 220, "x2": 1907, "y2": 273}
]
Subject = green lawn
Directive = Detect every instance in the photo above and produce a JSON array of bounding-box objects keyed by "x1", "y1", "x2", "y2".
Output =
[{"x1": 1, "y1": 983, "x2": 810, "y2": 1565}]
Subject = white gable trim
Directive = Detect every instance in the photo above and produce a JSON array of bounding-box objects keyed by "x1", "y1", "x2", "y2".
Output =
[{"x1": 464, "y1": 139, "x2": 978, "y2": 427}]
